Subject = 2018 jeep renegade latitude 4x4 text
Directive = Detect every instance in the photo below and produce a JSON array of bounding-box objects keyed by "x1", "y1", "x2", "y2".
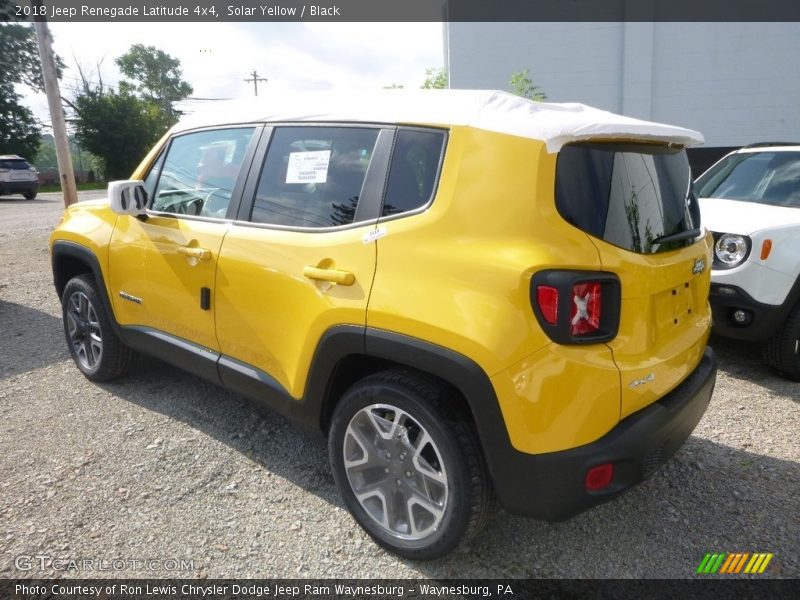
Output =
[{"x1": 50, "y1": 90, "x2": 717, "y2": 559}]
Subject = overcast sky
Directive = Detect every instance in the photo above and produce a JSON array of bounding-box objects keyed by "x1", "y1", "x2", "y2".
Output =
[{"x1": 23, "y1": 22, "x2": 444, "y2": 127}]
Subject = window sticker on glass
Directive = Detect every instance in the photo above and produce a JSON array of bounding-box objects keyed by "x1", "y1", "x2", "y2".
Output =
[{"x1": 286, "y1": 150, "x2": 331, "y2": 184}]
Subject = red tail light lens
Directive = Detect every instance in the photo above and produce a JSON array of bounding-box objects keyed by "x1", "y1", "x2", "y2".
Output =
[
  {"x1": 536, "y1": 285, "x2": 559, "y2": 325},
  {"x1": 585, "y1": 462, "x2": 614, "y2": 491},
  {"x1": 570, "y1": 282, "x2": 602, "y2": 336}
]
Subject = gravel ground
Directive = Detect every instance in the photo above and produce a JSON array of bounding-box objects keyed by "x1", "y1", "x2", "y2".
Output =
[{"x1": 0, "y1": 192, "x2": 798, "y2": 579}]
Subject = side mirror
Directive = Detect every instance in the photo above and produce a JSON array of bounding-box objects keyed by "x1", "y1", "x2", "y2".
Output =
[{"x1": 109, "y1": 180, "x2": 148, "y2": 216}]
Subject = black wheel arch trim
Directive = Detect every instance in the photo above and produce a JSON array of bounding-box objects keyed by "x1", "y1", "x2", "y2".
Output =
[
  {"x1": 362, "y1": 328, "x2": 515, "y2": 503},
  {"x1": 51, "y1": 240, "x2": 124, "y2": 339}
]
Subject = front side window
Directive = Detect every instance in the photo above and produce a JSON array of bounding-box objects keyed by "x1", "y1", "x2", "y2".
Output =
[
  {"x1": 556, "y1": 143, "x2": 698, "y2": 254},
  {"x1": 142, "y1": 150, "x2": 164, "y2": 200},
  {"x1": 382, "y1": 129, "x2": 445, "y2": 216},
  {"x1": 695, "y1": 151, "x2": 800, "y2": 208},
  {"x1": 151, "y1": 127, "x2": 256, "y2": 218},
  {"x1": 251, "y1": 126, "x2": 380, "y2": 228}
]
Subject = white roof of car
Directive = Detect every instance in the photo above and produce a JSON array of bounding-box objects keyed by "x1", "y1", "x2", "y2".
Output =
[{"x1": 172, "y1": 89, "x2": 703, "y2": 153}]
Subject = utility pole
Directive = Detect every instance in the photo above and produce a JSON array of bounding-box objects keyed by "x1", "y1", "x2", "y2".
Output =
[
  {"x1": 243, "y1": 70, "x2": 268, "y2": 97},
  {"x1": 32, "y1": 4, "x2": 77, "y2": 208}
]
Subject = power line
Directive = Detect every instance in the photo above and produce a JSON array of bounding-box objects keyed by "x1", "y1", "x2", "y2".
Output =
[{"x1": 243, "y1": 70, "x2": 268, "y2": 97}]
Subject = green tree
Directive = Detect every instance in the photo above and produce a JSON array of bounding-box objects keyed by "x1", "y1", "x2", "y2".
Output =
[
  {"x1": 421, "y1": 67, "x2": 448, "y2": 90},
  {"x1": 71, "y1": 90, "x2": 163, "y2": 179},
  {"x1": 115, "y1": 44, "x2": 193, "y2": 128},
  {"x1": 0, "y1": 21, "x2": 64, "y2": 157},
  {"x1": 35, "y1": 135, "x2": 104, "y2": 178},
  {"x1": 508, "y1": 69, "x2": 547, "y2": 101},
  {"x1": 0, "y1": 89, "x2": 40, "y2": 157}
]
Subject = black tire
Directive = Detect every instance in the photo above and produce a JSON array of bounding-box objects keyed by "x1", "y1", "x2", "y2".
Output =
[
  {"x1": 23, "y1": 191, "x2": 37, "y2": 200},
  {"x1": 61, "y1": 274, "x2": 136, "y2": 382},
  {"x1": 763, "y1": 303, "x2": 800, "y2": 381},
  {"x1": 328, "y1": 369, "x2": 493, "y2": 560}
]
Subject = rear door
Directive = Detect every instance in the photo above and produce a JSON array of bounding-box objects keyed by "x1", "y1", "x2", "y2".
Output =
[
  {"x1": 556, "y1": 142, "x2": 712, "y2": 417},
  {"x1": 214, "y1": 124, "x2": 393, "y2": 398}
]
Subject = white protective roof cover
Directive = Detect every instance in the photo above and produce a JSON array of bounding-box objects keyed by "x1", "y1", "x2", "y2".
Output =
[{"x1": 173, "y1": 90, "x2": 703, "y2": 153}]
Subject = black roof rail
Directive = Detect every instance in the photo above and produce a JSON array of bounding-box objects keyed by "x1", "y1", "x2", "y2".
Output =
[{"x1": 743, "y1": 142, "x2": 800, "y2": 148}]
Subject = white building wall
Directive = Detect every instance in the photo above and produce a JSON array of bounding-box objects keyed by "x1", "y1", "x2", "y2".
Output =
[{"x1": 446, "y1": 22, "x2": 800, "y2": 148}]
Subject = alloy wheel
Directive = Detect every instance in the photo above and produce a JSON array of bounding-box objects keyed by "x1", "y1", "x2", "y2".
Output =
[
  {"x1": 66, "y1": 290, "x2": 103, "y2": 370},
  {"x1": 343, "y1": 403, "x2": 449, "y2": 541}
]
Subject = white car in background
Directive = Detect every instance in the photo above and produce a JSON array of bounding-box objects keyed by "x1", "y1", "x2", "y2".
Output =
[
  {"x1": 697, "y1": 143, "x2": 800, "y2": 380},
  {"x1": 0, "y1": 155, "x2": 39, "y2": 200}
]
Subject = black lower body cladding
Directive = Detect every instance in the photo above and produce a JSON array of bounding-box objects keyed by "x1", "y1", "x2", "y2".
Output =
[{"x1": 493, "y1": 348, "x2": 717, "y2": 520}]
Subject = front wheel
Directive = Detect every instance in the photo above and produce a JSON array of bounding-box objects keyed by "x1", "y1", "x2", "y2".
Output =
[
  {"x1": 61, "y1": 274, "x2": 136, "y2": 381},
  {"x1": 763, "y1": 304, "x2": 800, "y2": 381},
  {"x1": 23, "y1": 191, "x2": 37, "y2": 200},
  {"x1": 328, "y1": 369, "x2": 493, "y2": 560}
]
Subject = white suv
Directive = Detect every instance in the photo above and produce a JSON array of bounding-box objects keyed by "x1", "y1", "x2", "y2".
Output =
[
  {"x1": 697, "y1": 143, "x2": 800, "y2": 379},
  {"x1": 0, "y1": 155, "x2": 39, "y2": 200}
]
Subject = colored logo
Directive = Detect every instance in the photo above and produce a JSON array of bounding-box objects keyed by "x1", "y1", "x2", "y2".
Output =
[{"x1": 696, "y1": 552, "x2": 773, "y2": 575}]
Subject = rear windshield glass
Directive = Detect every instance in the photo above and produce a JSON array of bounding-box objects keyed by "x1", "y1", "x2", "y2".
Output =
[
  {"x1": 0, "y1": 160, "x2": 32, "y2": 170},
  {"x1": 556, "y1": 143, "x2": 699, "y2": 254},
  {"x1": 695, "y1": 151, "x2": 800, "y2": 208}
]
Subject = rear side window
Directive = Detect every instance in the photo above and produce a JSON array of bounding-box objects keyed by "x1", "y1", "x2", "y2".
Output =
[
  {"x1": 556, "y1": 143, "x2": 699, "y2": 254},
  {"x1": 695, "y1": 151, "x2": 800, "y2": 208},
  {"x1": 382, "y1": 129, "x2": 445, "y2": 216},
  {"x1": 251, "y1": 127, "x2": 380, "y2": 228}
]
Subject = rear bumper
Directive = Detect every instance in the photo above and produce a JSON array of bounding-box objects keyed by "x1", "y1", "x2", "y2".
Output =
[
  {"x1": 492, "y1": 347, "x2": 717, "y2": 520},
  {"x1": 0, "y1": 180, "x2": 38, "y2": 194}
]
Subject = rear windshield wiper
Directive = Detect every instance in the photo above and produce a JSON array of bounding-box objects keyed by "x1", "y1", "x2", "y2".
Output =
[{"x1": 652, "y1": 228, "x2": 702, "y2": 245}]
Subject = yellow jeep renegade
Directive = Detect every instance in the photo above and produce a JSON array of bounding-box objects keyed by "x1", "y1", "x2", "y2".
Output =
[{"x1": 50, "y1": 90, "x2": 717, "y2": 559}]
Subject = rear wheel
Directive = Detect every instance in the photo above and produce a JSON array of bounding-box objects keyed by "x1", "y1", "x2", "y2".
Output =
[
  {"x1": 62, "y1": 274, "x2": 136, "y2": 381},
  {"x1": 763, "y1": 304, "x2": 800, "y2": 381},
  {"x1": 23, "y1": 191, "x2": 37, "y2": 200},
  {"x1": 328, "y1": 369, "x2": 493, "y2": 560}
]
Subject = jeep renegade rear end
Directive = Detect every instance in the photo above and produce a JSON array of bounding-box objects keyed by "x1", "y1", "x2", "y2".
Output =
[{"x1": 50, "y1": 90, "x2": 716, "y2": 559}]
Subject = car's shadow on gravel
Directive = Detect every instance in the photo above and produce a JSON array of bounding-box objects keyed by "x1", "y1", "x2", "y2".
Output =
[
  {"x1": 97, "y1": 360, "x2": 340, "y2": 505},
  {"x1": 710, "y1": 334, "x2": 799, "y2": 402},
  {"x1": 0, "y1": 300, "x2": 67, "y2": 378},
  {"x1": 97, "y1": 356, "x2": 800, "y2": 577}
]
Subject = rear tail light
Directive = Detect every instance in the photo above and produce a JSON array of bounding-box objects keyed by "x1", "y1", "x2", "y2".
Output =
[
  {"x1": 531, "y1": 270, "x2": 621, "y2": 344},
  {"x1": 570, "y1": 282, "x2": 601, "y2": 336},
  {"x1": 536, "y1": 286, "x2": 559, "y2": 325}
]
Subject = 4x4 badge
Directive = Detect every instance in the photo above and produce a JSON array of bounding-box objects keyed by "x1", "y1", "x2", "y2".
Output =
[
  {"x1": 692, "y1": 258, "x2": 706, "y2": 275},
  {"x1": 629, "y1": 373, "x2": 655, "y2": 389}
]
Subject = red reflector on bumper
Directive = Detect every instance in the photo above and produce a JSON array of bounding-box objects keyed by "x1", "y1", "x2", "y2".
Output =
[{"x1": 585, "y1": 463, "x2": 614, "y2": 491}]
